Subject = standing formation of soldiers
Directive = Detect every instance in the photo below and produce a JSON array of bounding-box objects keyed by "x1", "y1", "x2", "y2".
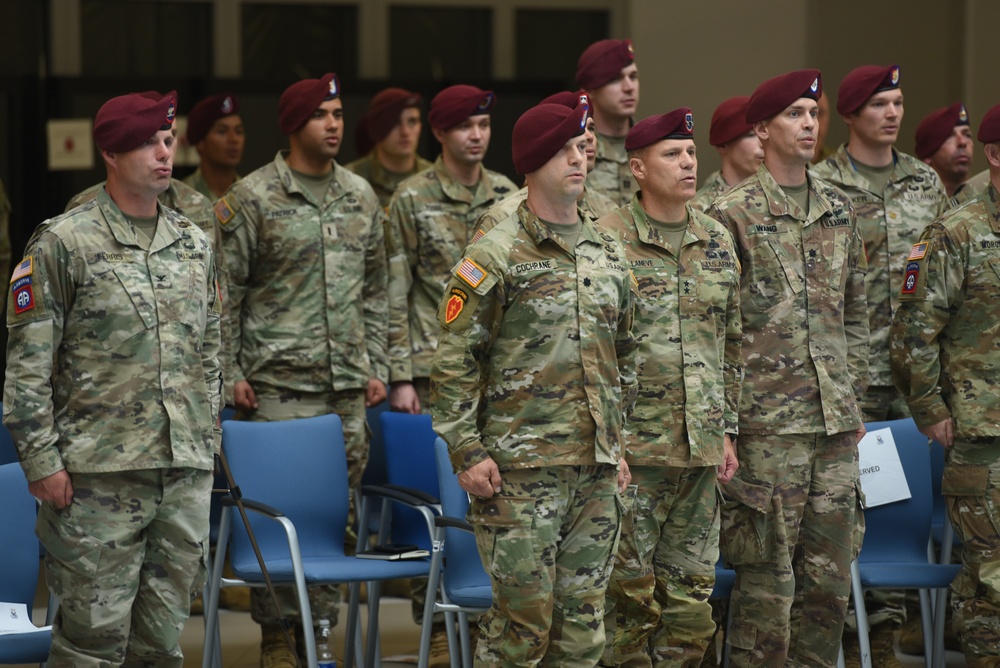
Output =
[{"x1": 3, "y1": 33, "x2": 1000, "y2": 668}]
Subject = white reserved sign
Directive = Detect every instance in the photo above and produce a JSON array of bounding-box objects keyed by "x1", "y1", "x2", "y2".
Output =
[
  {"x1": 0, "y1": 602, "x2": 50, "y2": 635},
  {"x1": 857, "y1": 427, "x2": 912, "y2": 507}
]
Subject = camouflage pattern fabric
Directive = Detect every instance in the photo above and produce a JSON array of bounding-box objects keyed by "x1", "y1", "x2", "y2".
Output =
[
  {"x1": 474, "y1": 185, "x2": 618, "y2": 237},
  {"x1": 949, "y1": 169, "x2": 990, "y2": 210},
  {"x1": 4, "y1": 189, "x2": 223, "y2": 481},
  {"x1": 600, "y1": 196, "x2": 742, "y2": 467},
  {"x1": 469, "y1": 465, "x2": 621, "y2": 666},
  {"x1": 689, "y1": 170, "x2": 731, "y2": 213},
  {"x1": 385, "y1": 155, "x2": 515, "y2": 384},
  {"x1": 588, "y1": 132, "x2": 638, "y2": 207},
  {"x1": 707, "y1": 164, "x2": 870, "y2": 436},
  {"x1": 890, "y1": 184, "x2": 1000, "y2": 664},
  {"x1": 430, "y1": 198, "x2": 636, "y2": 473},
  {"x1": 345, "y1": 151, "x2": 433, "y2": 210},
  {"x1": 37, "y1": 468, "x2": 212, "y2": 667},
  {"x1": 240, "y1": 386, "x2": 366, "y2": 628},
  {"x1": 812, "y1": 146, "x2": 946, "y2": 391},
  {"x1": 181, "y1": 167, "x2": 240, "y2": 202},
  {"x1": 720, "y1": 431, "x2": 861, "y2": 667},
  {"x1": 602, "y1": 464, "x2": 719, "y2": 668},
  {"x1": 219, "y1": 151, "x2": 388, "y2": 393}
]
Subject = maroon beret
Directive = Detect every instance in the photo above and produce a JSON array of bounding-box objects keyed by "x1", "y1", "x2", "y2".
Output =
[
  {"x1": 914, "y1": 102, "x2": 970, "y2": 159},
  {"x1": 367, "y1": 88, "x2": 422, "y2": 143},
  {"x1": 837, "y1": 64, "x2": 900, "y2": 115},
  {"x1": 709, "y1": 96, "x2": 752, "y2": 147},
  {"x1": 512, "y1": 102, "x2": 589, "y2": 175},
  {"x1": 540, "y1": 90, "x2": 593, "y2": 118},
  {"x1": 977, "y1": 103, "x2": 1000, "y2": 144},
  {"x1": 186, "y1": 93, "x2": 239, "y2": 145},
  {"x1": 428, "y1": 85, "x2": 495, "y2": 131},
  {"x1": 576, "y1": 39, "x2": 636, "y2": 90},
  {"x1": 93, "y1": 90, "x2": 177, "y2": 152},
  {"x1": 626, "y1": 108, "x2": 695, "y2": 151},
  {"x1": 278, "y1": 73, "x2": 339, "y2": 135},
  {"x1": 355, "y1": 115, "x2": 374, "y2": 156},
  {"x1": 746, "y1": 69, "x2": 822, "y2": 124}
]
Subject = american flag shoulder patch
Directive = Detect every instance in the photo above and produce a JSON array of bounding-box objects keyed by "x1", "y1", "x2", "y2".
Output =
[
  {"x1": 10, "y1": 257, "x2": 32, "y2": 284},
  {"x1": 456, "y1": 258, "x2": 486, "y2": 288},
  {"x1": 214, "y1": 197, "x2": 235, "y2": 225},
  {"x1": 908, "y1": 242, "x2": 928, "y2": 260}
]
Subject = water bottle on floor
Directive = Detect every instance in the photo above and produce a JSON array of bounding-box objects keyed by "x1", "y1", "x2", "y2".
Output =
[{"x1": 316, "y1": 618, "x2": 337, "y2": 668}]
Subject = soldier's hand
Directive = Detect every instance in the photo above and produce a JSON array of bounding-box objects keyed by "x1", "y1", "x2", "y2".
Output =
[
  {"x1": 718, "y1": 434, "x2": 739, "y2": 483},
  {"x1": 29, "y1": 470, "x2": 74, "y2": 509},
  {"x1": 617, "y1": 457, "x2": 632, "y2": 493},
  {"x1": 854, "y1": 423, "x2": 867, "y2": 445},
  {"x1": 234, "y1": 380, "x2": 258, "y2": 412},
  {"x1": 389, "y1": 382, "x2": 421, "y2": 414},
  {"x1": 921, "y1": 418, "x2": 954, "y2": 448},
  {"x1": 458, "y1": 458, "x2": 503, "y2": 498},
  {"x1": 366, "y1": 379, "x2": 387, "y2": 407}
]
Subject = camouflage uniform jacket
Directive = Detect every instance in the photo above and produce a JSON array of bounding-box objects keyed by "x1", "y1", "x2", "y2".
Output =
[
  {"x1": 473, "y1": 186, "x2": 618, "y2": 238},
  {"x1": 182, "y1": 167, "x2": 241, "y2": 202},
  {"x1": 600, "y1": 195, "x2": 743, "y2": 467},
  {"x1": 949, "y1": 169, "x2": 990, "y2": 210},
  {"x1": 345, "y1": 152, "x2": 433, "y2": 210},
  {"x1": 690, "y1": 170, "x2": 731, "y2": 213},
  {"x1": 431, "y1": 199, "x2": 638, "y2": 473},
  {"x1": 708, "y1": 165, "x2": 869, "y2": 435},
  {"x1": 812, "y1": 145, "x2": 947, "y2": 387},
  {"x1": 219, "y1": 151, "x2": 388, "y2": 392},
  {"x1": 890, "y1": 183, "x2": 1000, "y2": 439},
  {"x1": 386, "y1": 156, "x2": 516, "y2": 383},
  {"x1": 3, "y1": 188, "x2": 223, "y2": 482},
  {"x1": 587, "y1": 131, "x2": 637, "y2": 207}
]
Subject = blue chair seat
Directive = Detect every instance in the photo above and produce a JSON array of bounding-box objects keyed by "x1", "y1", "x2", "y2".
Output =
[
  {"x1": 447, "y1": 584, "x2": 494, "y2": 608},
  {"x1": 858, "y1": 563, "x2": 960, "y2": 589},
  {"x1": 0, "y1": 631, "x2": 53, "y2": 663},
  {"x1": 231, "y1": 554, "x2": 431, "y2": 583}
]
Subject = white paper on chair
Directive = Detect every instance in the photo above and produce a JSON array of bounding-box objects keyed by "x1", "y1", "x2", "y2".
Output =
[
  {"x1": 0, "y1": 602, "x2": 50, "y2": 635},
  {"x1": 857, "y1": 427, "x2": 912, "y2": 507}
]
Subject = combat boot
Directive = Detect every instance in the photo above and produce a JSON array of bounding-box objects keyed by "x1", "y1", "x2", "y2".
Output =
[
  {"x1": 260, "y1": 623, "x2": 297, "y2": 668},
  {"x1": 428, "y1": 622, "x2": 451, "y2": 668},
  {"x1": 869, "y1": 622, "x2": 904, "y2": 668}
]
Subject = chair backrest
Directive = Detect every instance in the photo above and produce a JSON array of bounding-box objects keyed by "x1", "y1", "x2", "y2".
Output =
[
  {"x1": 929, "y1": 438, "x2": 947, "y2": 529},
  {"x1": 0, "y1": 463, "x2": 40, "y2": 613},
  {"x1": 434, "y1": 437, "x2": 490, "y2": 596},
  {"x1": 222, "y1": 414, "x2": 350, "y2": 567},
  {"x1": 381, "y1": 412, "x2": 440, "y2": 548},
  {"x1": 0, "y1": 402, "x2": 19, "y2": 466},
  {"x1": 859, "y1": 418, "x2": 933, "y2": 563},
  {"x1": 362, "y1": 401, "x2": 390, "y2": 488}
]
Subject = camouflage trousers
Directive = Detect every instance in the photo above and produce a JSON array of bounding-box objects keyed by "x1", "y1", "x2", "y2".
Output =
[
  {"x1": 943, "y1": 438, "x2": 1000, "y2": 666},
  {"x1": 601, "y1": 465, "x2": 719, "y2": 668},
  {"x1": 470, "y1": 464, "x2": 621, "y2": 667},
  {"x1": 38, "y1": 468, "x2": 212, "y2": 668},
  {"x1": 241, "y1": 384, "x2": 367, "y2": 628},
  {"x1": 720, "y1": 431, "x2": 861, "y2": 667},
  {"x1": 842, "y1": 386, "x2": 911, "y2": 633}
]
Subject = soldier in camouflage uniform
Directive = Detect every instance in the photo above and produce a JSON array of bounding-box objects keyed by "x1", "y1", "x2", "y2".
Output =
[
  {"x1": 889, "y1": 102, "x2": 1000, "y2": 668},
  {"x1": 346, "y1": 87, "x2": 432, "y2": 210},
  {"x1": 475, "y1": 90, "x2": 616, "y2": 236},
  {"x1": 951, "y1": 169, "x2": 990, "y2": 209},
  {"x1": 218, "y1": 73, "x2": 389, "y2": 668},
  {"x1": 578, "y1": 39, "x2": 641, "y2": 207},
  {"x1": 596, "y1": 109, "x2": 742, "y2": 668},
  {"x1": 707, "y1": 70, "x2": 870, "y2": 667},
  {"x1": 385, "y1": 84, "x2": 516, "y2": 415},
  {"x1": 915, "y1": 102, "x2": 974, "y2": 201},
  {"x1": 431, "y1": 101, "x2": 637, "y2": 666},
  {"x1": 3, "y1": 91, "x2": 222, "y2": 667},
  {"x1": 812, "y1": 65, "x2": 947, "y2": 665},
  {"x1": 690, "y1": 96, "x2": 763, "y2": 213},
  {"x1": 182, "y1": 92, "x2": 244, "y2": 200}
]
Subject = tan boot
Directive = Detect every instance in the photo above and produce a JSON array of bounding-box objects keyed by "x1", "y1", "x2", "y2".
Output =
[
  {"x1": 219, "y1": 585, "x2": 252, "y2": 611},
  {"x1": 842, "y1": 631, "x2": 861, "y2": 668},
  {"x1": 869, "y1": 623, "x2": 904, "y2": 668},
  {"x1": 189, "y1": 593, "x2": 204, "y2": 616},
  {"x1": 428, "y1": 622, "x2": 451, "y2": 668},
  {"x1": 898, "y1": 615, "x2": 923, "y2": 655},
  {"x1": 260, "y1": 623, "x2": 298, "y2": 668}
]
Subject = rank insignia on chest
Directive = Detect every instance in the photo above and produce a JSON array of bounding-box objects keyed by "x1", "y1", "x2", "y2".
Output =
[
  {"x1": 214, "y1": 197, "x2": 235, "y2": 225},
  {"x1": 902, "y1": 261, "x2": 920, "y2": 294},
  {"x1": 456, "y1": 257, "x2": 486, "y2": 288},
  {"x1": 907, "y1": 242, "x2": 928, "y2": 260},
  {"x1": 444, "y1": 288, "x2": 467, "y2": 324}
]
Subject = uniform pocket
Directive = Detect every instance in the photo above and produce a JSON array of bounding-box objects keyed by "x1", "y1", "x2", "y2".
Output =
[
  {"x1": 746, "y1": 237, "x2": 803, "y2": 311},
  {"x1": 942, "y1": 464, "x2": 1000, "y2": 557},
  {"x1": 719, "y1": 475, "x2": 774, "y2": 565},
  {"x1": 468, "y1": 496, "x2": 538, "y2": 589}
]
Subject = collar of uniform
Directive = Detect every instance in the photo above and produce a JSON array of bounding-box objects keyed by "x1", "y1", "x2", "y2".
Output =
[
  {"x1": 515, "y1": 197, "x2": 592, "y2": 248},
  {"x1": 758, "y1": 163, "x2": 834, "y2": 225},
  {"x1": 828, "y1": 143, "x2": 914, "y2": 191},
  {"x1": 433, "y1": 155, "x2": 498, "y2": 206},
  {"x1": 96, "y1": 186, "x2": 184, "y2": 252},
  {"x1": 627, "y1": 192, "x2": 709, "y2": 251},
  {"x1": 274, "y1": 150, "x2": 343, "y2": 204},
  {"x1": 595, "y1": 131, "x2": 628, "y2": 163},
  {"x1": 986, "y1": 181, "x2": 1000, "y2": 234}
]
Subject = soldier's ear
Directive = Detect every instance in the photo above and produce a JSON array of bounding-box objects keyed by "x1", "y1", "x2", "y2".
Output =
[{"x1": 984, "y1": 142, "x2": 1000, "y2": 169}]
